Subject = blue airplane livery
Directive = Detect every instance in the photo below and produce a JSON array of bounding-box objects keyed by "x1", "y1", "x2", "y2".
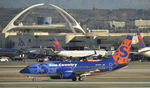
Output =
[{"x1": 20, "y1": 35, "x2": 133, "y2": 81}]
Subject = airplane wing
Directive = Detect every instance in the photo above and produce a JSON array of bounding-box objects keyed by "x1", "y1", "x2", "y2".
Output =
[
  {"x1": 130, "y1": 52, "x2": 138, "y2": 54},
  {"x1": 72, "y1": 66, "x2": 108, "y2": 75},
  {"x1": 72, "y1": 63, "x2": 127, "y2": 76},
  {"x1": 130, "y1": 51, "x2": 139, "y2": 54},
  {"x1": 73, "y1": 68, "x2": 99, "y2": 75}
]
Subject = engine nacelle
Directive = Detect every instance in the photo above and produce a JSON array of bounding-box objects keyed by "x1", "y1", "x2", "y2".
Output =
[
  {"x1": 61, "y1": 72, "x2": 74, "y2": 79},
  {"x1": 50, "y1": 76, "x2": 61, "y2": 79},
  {"x1": 50, "y1": 72, "x2": 75, "y2": 79}
]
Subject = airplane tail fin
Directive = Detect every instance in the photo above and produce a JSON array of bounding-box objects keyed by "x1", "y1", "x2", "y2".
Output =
[
  {"x1": 110, "y1": 35, "x2": 133, "y2": 65},
  {"x1": 52, "y1": 37, "x2": 64, "y2": 51},
  {"x1": 18, "y1": 39, "x2": 25, "y2": 47},
  {"x1": 14, "y1": 38, "x2": 26, "y2": 49},
  {"x1": 136, "y1": 30, "x2": 146, "y2": 49}
]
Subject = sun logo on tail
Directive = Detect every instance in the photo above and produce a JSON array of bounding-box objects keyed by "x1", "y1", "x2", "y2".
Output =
[{"x1": 112, "y1": 36, "x2": 132, "y2": 64}]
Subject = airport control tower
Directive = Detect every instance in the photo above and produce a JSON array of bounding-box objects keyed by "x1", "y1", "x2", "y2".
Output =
[{"x1": 1, "y1": 3, "x2": 87, "y2": 49}]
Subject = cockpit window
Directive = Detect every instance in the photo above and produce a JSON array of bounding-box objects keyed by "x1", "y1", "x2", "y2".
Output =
[{"x1": 27, "y1": 66, "x2": 37, "y2": 69}]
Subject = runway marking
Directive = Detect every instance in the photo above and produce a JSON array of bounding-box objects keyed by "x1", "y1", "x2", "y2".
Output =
[{"x1": 1, "y1": 82, "x2": 150, "y2": 87}]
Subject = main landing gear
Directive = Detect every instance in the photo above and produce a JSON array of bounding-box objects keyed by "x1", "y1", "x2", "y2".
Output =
[{"x1": 72, "y1": 76, "x2": 84, "y2": 81}]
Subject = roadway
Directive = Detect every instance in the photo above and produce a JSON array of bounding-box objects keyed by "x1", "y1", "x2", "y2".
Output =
[{"x1": 0, "y1": 61, "x2": 150, "y2": 88}]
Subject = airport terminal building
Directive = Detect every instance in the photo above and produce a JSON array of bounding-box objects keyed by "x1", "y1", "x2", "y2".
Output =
[{"x1": 1, "y1": 3, "x2": 150, "y2": 53}]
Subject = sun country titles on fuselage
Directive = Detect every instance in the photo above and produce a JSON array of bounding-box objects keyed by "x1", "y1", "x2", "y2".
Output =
[{"x1": 20, "y1": 35, "x2": 133, "y2": 81}]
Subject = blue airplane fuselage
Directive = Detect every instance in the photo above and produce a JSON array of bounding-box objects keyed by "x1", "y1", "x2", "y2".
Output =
[
  {"x1": 20, "y1": 57, "x2": 127, "y2": 79},
  {"x1": 0, "y1": 49, "x2": 18, "y2": 57}
]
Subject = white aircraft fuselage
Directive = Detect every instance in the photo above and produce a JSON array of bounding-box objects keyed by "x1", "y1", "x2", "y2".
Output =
[
  {"x1": 138, "y1": 47, "x2": 150, "y2": 57},
  {"x1": 55, "y1": 50, "x2": 106, "y2": 57}
]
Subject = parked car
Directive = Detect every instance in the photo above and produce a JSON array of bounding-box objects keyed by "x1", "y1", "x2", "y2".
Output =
[
  {"x1": 43, "y1": 56, "x2": 49, "y2": 62},
  {"x1": 37, "y1": 56, "x2": 49, "y2": 62},
  {"x1": 0, "y1": 57, "x2": 9, "y2": 62},
  {"x1": 37, "y1": 58, "x2": 44, "y2": 62}
]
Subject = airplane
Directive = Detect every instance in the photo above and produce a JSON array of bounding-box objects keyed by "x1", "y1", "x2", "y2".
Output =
[
  {"x1": 0, "y1": 37, "x2": 46, "y2": 57},
  {"x1": 25, "y1": 48, "x2": 46, "y2": 55},
  {"x1": 20, "y1": 35, "x2": 133, "y2": 81},
  {"x1": 136, "y1": 30, "x2": 150, "y2": 57},
  {"x1": 16, "y1": 37, "x2": 45, "y2": 55},
  {"x1": 51, "y1": 37, "x2": 107, "y2": 58},
  {"x1": 0, "y1": 38, "x2": 25, "y2": 57}
]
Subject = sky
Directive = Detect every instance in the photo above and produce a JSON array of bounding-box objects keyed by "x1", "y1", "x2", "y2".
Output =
[{"x1": 0, "y1": 0, "x2": 150, "y2": 9}]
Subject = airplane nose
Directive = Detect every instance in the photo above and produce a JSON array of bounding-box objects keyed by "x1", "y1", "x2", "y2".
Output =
[{"x1": 20, "y1": 67, "x2": 30, "y2": 73}]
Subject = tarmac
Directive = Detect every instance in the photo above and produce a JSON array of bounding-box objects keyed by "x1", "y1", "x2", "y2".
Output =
[{"x1": 0, "y1": 61, "x2": 150, "y2": 88}]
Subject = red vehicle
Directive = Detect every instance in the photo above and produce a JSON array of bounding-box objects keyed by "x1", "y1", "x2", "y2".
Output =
[
  {"x1": 37, "y1": 57, "x2": 49, "y2": 62},
  {"x1": 37, "y1": 58, "x2": 44, "y2": 62}
]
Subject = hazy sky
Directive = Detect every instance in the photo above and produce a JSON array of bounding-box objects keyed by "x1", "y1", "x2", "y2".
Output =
[{"x1": 0, "y1": 0, "x2": 150, "y2": 9}]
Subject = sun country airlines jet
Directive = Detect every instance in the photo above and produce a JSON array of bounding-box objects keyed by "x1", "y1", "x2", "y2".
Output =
[
  {"x1": 51, "y1": 37, "x2": 106, "y2": 58},
  {"x1": 136, "y1": 30, "x2": 150, "y2": 57},
  {"x1": 20, "y1": 35, "x2": 132, "y2": 81}
]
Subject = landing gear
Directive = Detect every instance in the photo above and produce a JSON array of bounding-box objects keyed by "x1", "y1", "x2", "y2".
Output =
[
  {"x1": 32, "y1": 78, "x2": 36, "y2": 82},
  {"x1": 72, "y1": 76, "x2": 84, "y2": 81},
  {"x1": 72, "y1": 77, "x2": 77, "y2": 81},
  {"x1": 27, "y1": 76, "x2": 36, "y2": 82},
  {"x1": 78, "y1": 77, "x2": 83, "y2": 81}
]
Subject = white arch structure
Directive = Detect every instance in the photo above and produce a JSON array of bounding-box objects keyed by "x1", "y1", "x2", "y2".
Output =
[{"x1": 2, "y1": 3, "x2": 86, "y2": 34}]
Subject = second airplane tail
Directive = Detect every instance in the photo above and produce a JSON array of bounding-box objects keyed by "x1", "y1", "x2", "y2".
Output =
[
  {"x1": 52, "y1": 37, "x2": 64, "y2": 51},
  {"x1": 13, "y1": 38, "x2": 26, "y2": 49},
  {"x1": 18, "y1": 39, "x2": 25, "y2": 47},
  {"x1": 136, "y1": 30, "x2": 146, "y2": 49}
]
